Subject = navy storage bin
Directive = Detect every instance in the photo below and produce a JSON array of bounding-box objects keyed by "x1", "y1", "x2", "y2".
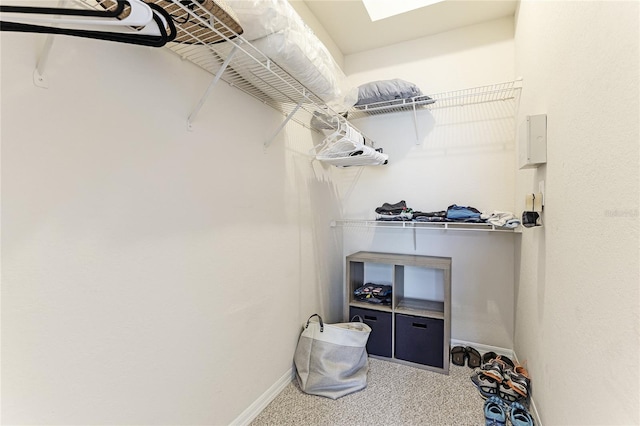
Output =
[
  {"x1": 349, "y1": 307, "x2": 392, "y2": 358},
  {"x1": 395, "y1": 313, "x2": 444, "y2": 368}
]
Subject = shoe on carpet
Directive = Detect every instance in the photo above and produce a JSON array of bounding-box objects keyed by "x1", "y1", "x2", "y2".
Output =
[
  {"x1": 471, "y1": 370, "x2": 500, "y2": 399},
  {"x1": 483, "y1": 396, "x2": 507, "y2": 426},
  {"x1": 451, "y1": 346, "x2": 466, "y2": 366},
  {"x1": 482, "y1": 351, "x2": 498, "y2": 364},
  {"x1": 466, "y1": 346, "x2": 482, "y2": 368},
  {"x1": 481, "y1": 359, "x2": 506, "y2": 383},
  {"x1": 498, "y1": 381, "x2": 529, "y2": 406},
  {"x1": 509, "y1": 401, "x2": 535, "y2": 426}
]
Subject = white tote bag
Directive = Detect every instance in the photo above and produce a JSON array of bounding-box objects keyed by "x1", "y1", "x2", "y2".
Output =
[{"x1": 293, "y1": 314, "x2": 371, "y2": 399}]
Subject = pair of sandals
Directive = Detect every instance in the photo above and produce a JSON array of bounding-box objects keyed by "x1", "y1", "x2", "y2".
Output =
[
  {"x1": 484, "y1": 396, "x2": 535, "y2": 426},
  {"x1": 451, "y1": 346, "x2": 482, "y2": 368},
  {"x1": 471, "y1": 355, "x2": 531, "y2": 405}
]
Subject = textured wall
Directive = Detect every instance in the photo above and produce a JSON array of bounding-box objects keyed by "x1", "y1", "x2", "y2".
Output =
[
  {"x1": 339, "y1": 18, "x2": 518, "y2": 349},
  {"x1": 0, "y1": 31, "x2": 343, "y2": 424},
  {"x1": 514, "y1": 1, "x2": 640, "y2": 424}
]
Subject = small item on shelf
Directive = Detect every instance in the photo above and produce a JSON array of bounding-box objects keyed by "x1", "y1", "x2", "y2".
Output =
[
  {"x1": 355, "y1": 79, "x2": 428, "y2": 106},
  {"x1": 354, "y1": 283, "x2": 392, "y2": 305},
  {"x1": 445, "y1": 204, "x2": 484, "y2": 223},
  {"x1": 481, "y1": 211, "x2": 521, "y2": 228},
  {"x1": 412, "y1": 211, "x2": 448, "y2": 222},
  {"x1": 375, "y1": 200, "x2": 413, "y2": 221}
]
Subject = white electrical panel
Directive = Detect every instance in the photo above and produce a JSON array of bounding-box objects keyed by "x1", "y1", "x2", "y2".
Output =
[{"x1": 518, "y1": 114, "x2": 547, "y2": 169}]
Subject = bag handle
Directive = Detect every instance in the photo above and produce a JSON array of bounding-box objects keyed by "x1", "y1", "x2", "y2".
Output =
[
  {"x1": 305, "y1": 314, "x2": 324, "y2": 332},
  {"x1": 350, "y1": 315, "x2": 364, "y2": 323}
]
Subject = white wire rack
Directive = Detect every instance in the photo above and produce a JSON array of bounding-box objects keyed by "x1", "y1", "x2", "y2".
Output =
[
  {"x1": 62, "y1": 0, "x2": 364, "y2": 147},
  {"x1": 331, "y1": 219, "x2": 522, "y2": 233},
  {"x1": 347, "y1": 80, "x2": 522, "y2": 120},
  {"x1": 331, "y1": 219, "x2": 520, "y2": 250},
  {"x1": 29, "y1": 1, "x2": 520, "y2": 152}
]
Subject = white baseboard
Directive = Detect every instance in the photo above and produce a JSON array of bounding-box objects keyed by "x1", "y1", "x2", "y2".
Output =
[
  {"x1": 512, "y1": 353, "x2": 542, "y2": 426},
  {"x1": 230, "y1": 368, "x2": 295, "y2": 426},
  {"x1": 450, "y1": 338, "x2": 515, "y2": 360}
]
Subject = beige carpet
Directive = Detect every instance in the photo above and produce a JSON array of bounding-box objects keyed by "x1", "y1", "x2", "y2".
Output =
[{"x1": 251, "y1": 358, "x2": 486, "y2": 426}]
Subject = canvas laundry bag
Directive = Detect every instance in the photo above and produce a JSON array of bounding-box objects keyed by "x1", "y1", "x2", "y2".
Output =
[{"x1": 293, "y1": 314, "x2": 371, "y2": 399}]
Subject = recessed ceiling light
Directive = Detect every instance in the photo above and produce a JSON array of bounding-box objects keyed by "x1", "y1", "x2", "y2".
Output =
[{"x1": 362, "y1": 0, "x2": 447, "y2": 22}]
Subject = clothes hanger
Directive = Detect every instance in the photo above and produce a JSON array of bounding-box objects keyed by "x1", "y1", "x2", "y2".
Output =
[
  {"x1": 0, "y1": 1, "x2": 127, "y2": 19},
  {"x1": 0, "y1": 0, "x2": 154, "y2": 28},
  {"x1": 0, "y1": 3, "x2": 176, "y2": 47}
]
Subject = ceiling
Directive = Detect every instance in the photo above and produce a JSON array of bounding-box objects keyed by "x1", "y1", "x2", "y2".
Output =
[{"x1": 299, "y1": 0, "x2": 518, "y2": 56}]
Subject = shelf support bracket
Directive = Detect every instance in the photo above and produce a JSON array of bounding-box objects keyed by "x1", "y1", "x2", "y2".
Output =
[
  {"x1": 33, "y1": 35, "x2": 55, "y2": 89},
  {"x1": 264, "y1": 99, "x2": 304, "y2": 148},
  {"x1": 413, "y1": 226, "x2": 417, "y2": 251},
  {"x1": 412, "y1": 102, "x2": 420, "y2": 144},
  {"x1": 187, "y1": 44, "x2": 239, "y2": 131}
]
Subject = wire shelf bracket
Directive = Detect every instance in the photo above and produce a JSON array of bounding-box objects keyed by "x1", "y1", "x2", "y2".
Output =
[
  {"x1": 187, "y1": 44, "x2": 239, "y2": 131},
  {"x1": 264, "y1": 98, "x2": 305, "y2": 148},
  {"x1": 33, "y1": 34, "x2": 55, "y2": 88}
]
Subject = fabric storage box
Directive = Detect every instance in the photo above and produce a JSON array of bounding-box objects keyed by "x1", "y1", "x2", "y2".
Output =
[
  {"x1": 395, "y1": 313, "x2": 444, "y2": 368},
  {"x1": 349, "y1": 307, "x2": 392, "y2": 358}
]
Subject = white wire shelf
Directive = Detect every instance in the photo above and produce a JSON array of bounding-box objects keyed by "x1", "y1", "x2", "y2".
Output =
[
  {"x1": 331, "y1": 219, "x2": 522, "y2": 233},
  {"x1": 65, "y1": 0, "x2": 367, "y2": 146},
  {"x1": 347, "y1": 80, "x2": 522, "y2": 120}
]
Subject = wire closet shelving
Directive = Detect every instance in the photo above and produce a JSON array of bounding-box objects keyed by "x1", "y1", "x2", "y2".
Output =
[
  {"x1": 332, "y1": 219, "x2": 521, "y2": 250},
  {"x1": 332, "y1": 220, "x2": 521, "y2": 233},
  {"x1": 71, "y1": 0, "x2": 361, "y2": 147},
  {"x1": 347, "y1": 80, "x2": 523, "y2": 120},
  {"x1": 49, "y1": 1, "x2": 521, "y2": 149}
]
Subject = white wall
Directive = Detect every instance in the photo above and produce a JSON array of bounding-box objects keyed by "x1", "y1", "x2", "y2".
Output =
[
  {"x1": 514, "y1": 1, "x2": 639, "y2": 424},
  {"x1": 0, "y1": 32, "x2": 343, "y2": 424},
  {"x1": 288, "y1": 0, "x2": 344, "y2": 69},
  {"x1": 338, "y1": 18, "x2": 518, "y2": 349}
]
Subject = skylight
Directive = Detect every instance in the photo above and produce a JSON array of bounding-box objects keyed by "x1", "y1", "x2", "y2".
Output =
[{"x1": 361, "y1": 0, "x2": 447, "y2": 22}]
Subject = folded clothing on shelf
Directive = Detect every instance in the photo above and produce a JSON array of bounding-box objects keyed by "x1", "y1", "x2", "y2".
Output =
[
  {"x1": 446, "y1": 204, "x2": 481, "y2": 219},
  {"x1": 375, "y1": 200, "x2": 413, "y2": 220},
  {"x1": 354, "y1": 283, "x2": 392, "y2": 305},
  {"x1": 371, "y1": 202, "x2": 521, "y2": 228},
  {"x1": 375, "y1": 200, "x2": 408, "y2": 214},
  {"x1": 480, "y1": 211, "x2": 521, "y2": 228},
  {"x1": 412, "y1": 211, "x2": 447, "y2": 222}
]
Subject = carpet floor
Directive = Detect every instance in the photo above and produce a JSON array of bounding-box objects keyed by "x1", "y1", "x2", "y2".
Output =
[{"x1": 250, "y1": 358, "x2": 486, "y2": 426}]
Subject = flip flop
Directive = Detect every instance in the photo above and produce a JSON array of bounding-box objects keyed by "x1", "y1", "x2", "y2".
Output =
[
  {"x1": 466, "y1": 346, "x2": 482, "y2": 368},
  {"x1": 451, "y1": 346, "x2": 466, "y2": 366}
]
